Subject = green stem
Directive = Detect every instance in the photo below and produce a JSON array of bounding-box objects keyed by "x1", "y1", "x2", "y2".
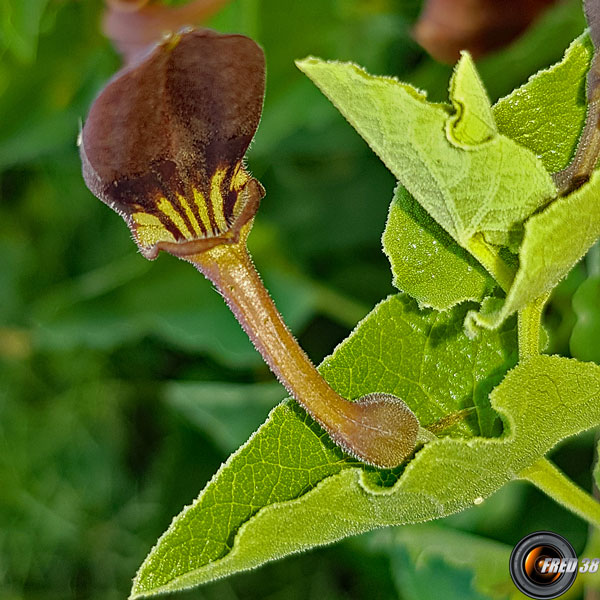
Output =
[
  {"x1": 517, "y1": 293, "x2": 550, "y2": 361},
  {"x1": 520, "y1": 457, "x2": 600, "y2": 529},
  {"x1": 466, "y1": 235, "x2": 516, "y2": 292}
]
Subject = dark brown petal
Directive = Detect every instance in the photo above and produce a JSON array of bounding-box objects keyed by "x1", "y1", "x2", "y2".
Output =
[{"x1": 81, "y1": 29, "x2": 265, "y2": 259}]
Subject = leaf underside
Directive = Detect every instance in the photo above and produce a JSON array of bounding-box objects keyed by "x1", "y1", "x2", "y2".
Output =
[
  {"x1": 470, "y1": 33, "x2": 600, "y2": 330},
  {"x1": 305, "y1": 34, "x2": 600, "y2": 328},
  {"x1": 383, "y1": 185, "x2": 493, "y2": 311},
  {"x1": 296, "y1": 52, "x2": 556, "y2": 252}
]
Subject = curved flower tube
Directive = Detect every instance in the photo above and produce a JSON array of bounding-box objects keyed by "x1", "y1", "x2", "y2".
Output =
[{"x1": 80, "y1": 28, "x2": 422, "y2": 468}]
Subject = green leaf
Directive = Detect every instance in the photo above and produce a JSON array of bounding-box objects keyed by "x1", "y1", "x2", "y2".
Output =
[
  {"x1": 131, "y1": 353, "x2": 600, "y2": 597},
  {"x1": 295, "y1": 53, "x2": 556, "y2": 251},
  {"x1": 369, "y1": 525, "x2": 517, "y2": 600},
  {"x1": 317, "y1": 296, "x2": 516, "y2": 439},
  {"x1": 595, "y1": 439, "x2": 600, "y2": 491},
  {"x1": 447, "y1": 51, "x2": 496, "y2": 148},
  {"x1": 383, "y1": 186, "x2": 493, "y2": 310},
  {"x1": 477, "y1": 0, "x2": 587, "y2": 102},
  {"x1": 130, "y1": 294, "x2": 518, "y2": 596},
  {"x1": 466, "y1": 32, "x2": 600, "y2": 331},
  {"x1": 492, "y1": 33, "x2": 593, "y2": 174},
  {"x1": 470, "y1": 170, "x2": 600, "y2": 331}
]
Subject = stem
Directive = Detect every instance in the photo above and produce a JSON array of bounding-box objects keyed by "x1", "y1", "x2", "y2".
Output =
[
  {"x1": 520, "y1": 457, "x2": 600, "y2": 529},
  {"x1": 425, "y1": 406, "x2": 477, "y2": 435},
  {"x1": 466, "y1": 234, "x2": 516, "y2": 292},
  {"x1": 187, "y1": 228, "x2": 420, "y2": 468},
  {"x1": 517, "y1": 293, "x2": 550, "y2": 361}
]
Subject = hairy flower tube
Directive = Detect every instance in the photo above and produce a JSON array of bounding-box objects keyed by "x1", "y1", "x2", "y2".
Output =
[{"x1": 80, "y1": 28, "x2": 426, "y2": 468}]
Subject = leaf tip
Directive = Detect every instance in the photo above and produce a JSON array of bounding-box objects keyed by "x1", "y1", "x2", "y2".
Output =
[
  {"x1": 128, "y1": 580, "x2": 146, "y2": 600},
  {"x1": 456, "y1": 48, "x2": 475, "y2": 64},
  {"x1": 447, "y1": 49, "x2": 496, "y2": 147},
  {"x1": 295, "y1": 55, "x2": 320, "y2": 70}
]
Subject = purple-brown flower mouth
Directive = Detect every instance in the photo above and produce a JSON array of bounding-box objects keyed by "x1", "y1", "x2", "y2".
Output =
[{"x1": 80, "y1": 28, "x2": 265, "y2": 259}]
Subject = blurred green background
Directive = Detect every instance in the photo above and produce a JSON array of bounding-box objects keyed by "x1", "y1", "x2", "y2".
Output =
[{"x1": 1, "y1": 1, "x2": 599, "y2": 598}]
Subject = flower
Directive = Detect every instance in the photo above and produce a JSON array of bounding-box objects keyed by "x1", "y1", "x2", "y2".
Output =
[
  {"x1": 79, "y1": 26, "x2": 422, "y2": 469},
  {"x1": 80, "y1": 28, "x2": 265, "y2": 259}
]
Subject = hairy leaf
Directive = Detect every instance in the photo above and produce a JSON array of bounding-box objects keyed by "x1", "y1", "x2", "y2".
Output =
[
  {"x1": 382, "y1": 37, "x2": 592, "y2": 311},
  {"x1": 468, "y1": 33, "x2": 600, "y2": 330},
  {"x1": 447, "y1": 50, "x2": 497, "y2": 147},
  {"x1": 130, "y1": 294, "x2": 520, "y2": 596},
  {"x1": 493, "y1": 33, "x2": 592, "y2": 173},
  {"x1": 131, "y1": 353, "x2": 600, "y2": 597},
  {"x1": 383, "y1": 186, "x2": 493, "y2": 310},
  {"x1": 317, "y1": 296, "x2": 516, "y2": 438},
  {"x1": 296, "y1": 53, "x2": 555, "y2": 252},
  {"x1": 469, "y1": 170, "x2": 600, "y2": 331}
]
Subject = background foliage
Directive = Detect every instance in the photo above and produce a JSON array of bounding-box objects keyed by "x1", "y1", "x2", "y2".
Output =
[{"x1": 0, "y1": 0, "x2": 598, "y2": 598}]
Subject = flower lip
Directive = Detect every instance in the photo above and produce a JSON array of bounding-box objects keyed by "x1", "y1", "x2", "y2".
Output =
[{"x1": 80, "y1": 28, "x2": 266, "y2": 259}]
